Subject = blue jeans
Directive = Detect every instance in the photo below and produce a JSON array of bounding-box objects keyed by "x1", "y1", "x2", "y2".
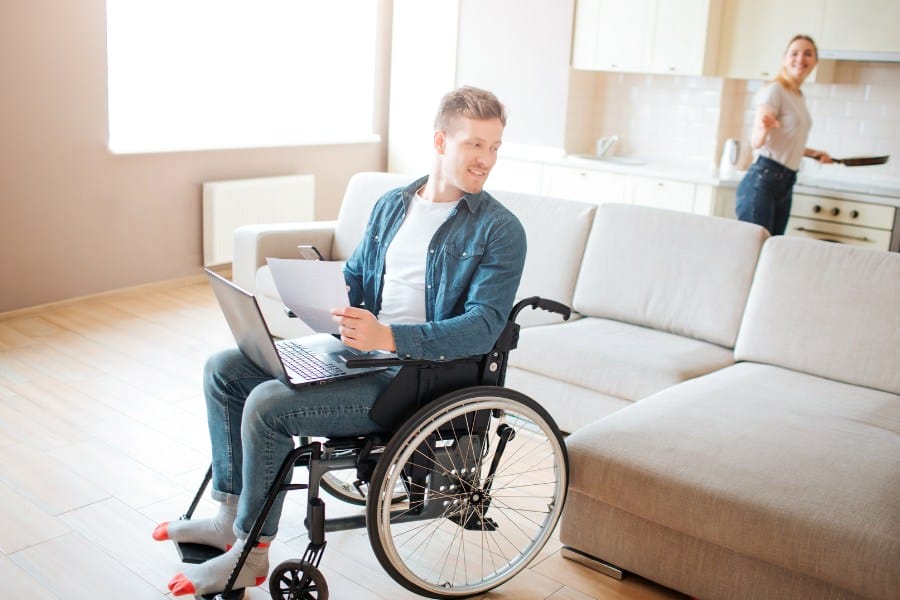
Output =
[
  {"x1": 735, "y1": 156, "x2": 797, "y2": 235},
  {"x1": 203, "y1": 348, "x2": 397, "y2": 541}
]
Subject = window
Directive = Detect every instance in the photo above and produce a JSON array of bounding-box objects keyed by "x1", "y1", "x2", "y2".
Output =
[{"x1": 106, "y1": 1, "x2": 378, "y2": 153}]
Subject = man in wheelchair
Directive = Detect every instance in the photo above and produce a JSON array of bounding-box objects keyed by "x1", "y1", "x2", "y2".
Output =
[{"x1": 153, "y1": 86, "x2": 531, "y2": 597}]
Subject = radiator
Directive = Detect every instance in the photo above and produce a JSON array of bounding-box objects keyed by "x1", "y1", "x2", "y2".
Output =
[{"x1": 202, "y1": 174, "x2": 315, "y2": 266}]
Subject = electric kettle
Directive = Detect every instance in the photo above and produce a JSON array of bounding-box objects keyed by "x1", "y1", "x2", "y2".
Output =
[{"x1": 719, "y1": 138, "x2": 740, "y2": 178}]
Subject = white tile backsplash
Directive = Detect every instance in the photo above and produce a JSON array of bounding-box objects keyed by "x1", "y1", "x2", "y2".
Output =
[
  {"x1": 580, "y1": 71, "x2": 724, "y2": 163},
  {"x1": 568, "y1": 62, "x2": 900, "y2": 180}
]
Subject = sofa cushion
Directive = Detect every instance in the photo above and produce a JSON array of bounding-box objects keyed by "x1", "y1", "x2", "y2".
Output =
[
  {"x1": 503, "y1": 367, "x2": 631, "y2": 433},
  {"x1": 492, "y1": 190, "x2": 596, "y2": 327},
  {"x1": 331, "y1": 171, "x2": 412, "y2": 260},
  {"x1": 564, "y1": 362, "x2": 900, "y2": 600},
  {"x1": 507, "y1": 317, "x2": 735, "y2": 402},
  {"x1": 573, "y1": 203, "x2": 769, "y2": 348},
  {"x1": 735, "y1": 236, "x2": 900, "y2": 395}
]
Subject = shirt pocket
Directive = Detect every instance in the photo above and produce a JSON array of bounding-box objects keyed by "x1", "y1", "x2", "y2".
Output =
[{"x1": 442, "y1": 242, "x2": 486, "y2": 294}]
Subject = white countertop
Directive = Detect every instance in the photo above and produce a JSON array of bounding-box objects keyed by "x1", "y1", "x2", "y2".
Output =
[{"x1": 500, "y1": 146, "x2": 900, "y2": 208}]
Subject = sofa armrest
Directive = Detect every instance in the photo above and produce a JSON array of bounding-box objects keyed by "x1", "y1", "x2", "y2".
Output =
[{"x1": 233, "y1": 221, "x2": 337, "y2": 291}]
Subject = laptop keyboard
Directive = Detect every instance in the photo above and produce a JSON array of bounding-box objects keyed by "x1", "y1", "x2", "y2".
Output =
[{"x1": 277, "y1": 341, "x2": 343, "y2": 380}]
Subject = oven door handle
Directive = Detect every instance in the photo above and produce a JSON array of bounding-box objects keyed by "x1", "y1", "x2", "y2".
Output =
[{"x1": 793, "y1": 226, "x2": 871, "y2": 242}]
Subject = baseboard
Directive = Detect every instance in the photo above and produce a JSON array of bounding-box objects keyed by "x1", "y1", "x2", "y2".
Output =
[{"x1": 0, "y1": 266, "x2": 231, "y2": 321}]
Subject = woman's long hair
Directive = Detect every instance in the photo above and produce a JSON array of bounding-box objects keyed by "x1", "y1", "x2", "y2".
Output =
[{"x1": 774, "y1": 34, "x2": 818, "y2": 92}]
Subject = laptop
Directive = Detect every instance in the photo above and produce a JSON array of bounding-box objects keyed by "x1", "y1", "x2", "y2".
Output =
[{"x1": 205, "y1": 269, "x2": 389, "y2": 388}]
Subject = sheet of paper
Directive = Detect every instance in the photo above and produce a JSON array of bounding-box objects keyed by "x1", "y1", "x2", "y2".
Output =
[{"x1": 266, "y1": 258, "x2": 348, "y2": 334}]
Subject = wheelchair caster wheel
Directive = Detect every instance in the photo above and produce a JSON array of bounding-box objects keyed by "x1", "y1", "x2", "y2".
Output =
[{"x1": 269, "y1": 559, "x2": 328, "y2": 600}]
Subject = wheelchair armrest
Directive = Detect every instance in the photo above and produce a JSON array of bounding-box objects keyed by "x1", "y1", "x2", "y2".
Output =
[
  {"x1": 511, "y1": 296, "x2": 571, "y2": 322},
  {"x1": 344, "y1": 354, "x2": 478, "y2": 369}
]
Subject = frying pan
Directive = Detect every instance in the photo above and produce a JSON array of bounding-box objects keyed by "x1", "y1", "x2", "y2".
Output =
[{"x1": 831, "y1": 155, "x2": 889, "y2": 166}]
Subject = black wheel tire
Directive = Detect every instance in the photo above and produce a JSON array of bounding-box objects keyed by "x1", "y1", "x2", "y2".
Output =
[{"x1": 268, "y1": 559, "x2": 328, "y2": 600}]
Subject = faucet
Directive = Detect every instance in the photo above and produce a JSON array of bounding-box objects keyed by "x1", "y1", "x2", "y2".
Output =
[{"x1": 595, "y1": 135, "x2": 618, "y2": 157}]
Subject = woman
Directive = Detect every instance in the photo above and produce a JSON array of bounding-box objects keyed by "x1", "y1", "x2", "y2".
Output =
[{"x1": 736, "y1": 35, "x2": 833, "y2": 235}]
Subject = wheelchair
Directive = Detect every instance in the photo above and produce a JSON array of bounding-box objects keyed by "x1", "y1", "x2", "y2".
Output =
[{"x1": 173, "y1": 297, "x2": 571, "y2": 599}]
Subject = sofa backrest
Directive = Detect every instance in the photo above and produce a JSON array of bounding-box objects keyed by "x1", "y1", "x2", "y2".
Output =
[
  {"x1": 572, "y1": 203, "x2": 770, "y2": 348},
  {"x1": 735, "y1": 236, "x2": 900, "y2": 394},
  {"x1": 329, "y1": 172, "x2": 597, "y2": 328},
  {"x1": 492, "y1": 190, "x2": 597, "y2": 327},
  {"x1": 331, "y1": 171, "x2": 413, "y2": 260}
]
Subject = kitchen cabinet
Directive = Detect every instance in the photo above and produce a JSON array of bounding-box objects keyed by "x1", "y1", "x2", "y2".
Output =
[
  {"x1": 572, "y1": 0, "x2": 720, "y2": 75},
  {"x1": 692, "y1": 184, "x2": 717, "y2": 215},
  {"x1": 717, "y1": 0, "x2": 824, "y2": 80},
  {"x1": 648, "y1": 0, "x2": 722, "y2": 75},
  {"x1": 542, "y1": 164, "x2": 630, "y2": 205},
  {"x1": 572, "y1": 0, "x2": 654, "y2": 72},
  {"x1": 820, "y1": 0, "x2": 900, "y2": 54},
  {"x1": 541, "y1": 164, "x2": 718, "y2": 216},
  {"x1": 629, "y1": 177, "x2": 701, "y2": 213},
  {"x1": 713, "y1": 187, "x2": 737, "y2": 219}
]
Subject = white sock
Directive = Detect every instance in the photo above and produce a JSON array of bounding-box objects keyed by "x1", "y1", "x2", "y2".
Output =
[
  {"x1": 153, "y1": 501, "x2": 237, "y2": 551},
  {"x1": 168, "y1": 537, "x2": 270, "y2": 596}
]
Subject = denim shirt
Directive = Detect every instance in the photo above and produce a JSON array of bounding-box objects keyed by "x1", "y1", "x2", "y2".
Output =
[{"x1": 343, "y1": 175, "x2": 527, "y2": 361}]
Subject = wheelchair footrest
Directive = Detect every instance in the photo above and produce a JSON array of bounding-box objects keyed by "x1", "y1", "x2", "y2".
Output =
[{"x1": 176, "y1": 541, "x2": 224, "y2": 564}]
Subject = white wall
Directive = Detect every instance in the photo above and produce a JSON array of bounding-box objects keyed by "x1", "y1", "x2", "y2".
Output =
[{"x1": 456, "y1": 0, "x2": 574, "y2": 151}]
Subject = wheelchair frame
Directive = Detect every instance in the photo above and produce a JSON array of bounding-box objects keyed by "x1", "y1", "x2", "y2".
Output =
[{"x1": 174, "y1": 297, "x2": 571, "y2": 600}]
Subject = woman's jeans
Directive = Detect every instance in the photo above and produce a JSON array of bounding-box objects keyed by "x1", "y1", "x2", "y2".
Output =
[
  {"x1": 203, "y1": 348, "x2": 397, "y2": 541},
  {"x1": 735, "y1": 156, "x2": 797, "y2": 235}
]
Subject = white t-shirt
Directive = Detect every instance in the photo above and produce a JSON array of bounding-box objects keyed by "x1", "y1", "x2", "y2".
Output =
[
  {"x1": 377, "y1": 192, "x2": 459, "y2": 325},
  {"x1": 755, "y1": 82, "x2": 812, "y2": 171}
]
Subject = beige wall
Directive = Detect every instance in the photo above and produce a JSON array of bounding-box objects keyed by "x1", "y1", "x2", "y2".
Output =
[{"x1": 0, "y1": 1, "x2": 392, "y2": 313}]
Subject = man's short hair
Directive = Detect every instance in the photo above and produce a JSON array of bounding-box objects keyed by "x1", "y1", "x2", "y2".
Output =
[{"x1": 434, "y1": 86, "x2": 506, "y2": 131}]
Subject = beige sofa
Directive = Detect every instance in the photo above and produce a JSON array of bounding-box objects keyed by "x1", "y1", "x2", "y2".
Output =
[
  {"x1": 232, "y1": 172, "x2": 899, "y2": 599},
  {"x1": 562, "y1": 236, "x2": 900, "y2": 600}
]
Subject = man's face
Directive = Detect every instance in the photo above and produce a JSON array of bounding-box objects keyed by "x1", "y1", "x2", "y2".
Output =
[{"x1": 435, "y1": 116, "x2": 504, "y2": 195}]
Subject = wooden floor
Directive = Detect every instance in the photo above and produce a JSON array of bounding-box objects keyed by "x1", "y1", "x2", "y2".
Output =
[{"x1": 0, "y1": 275, "x2": 687, "y2": 599}]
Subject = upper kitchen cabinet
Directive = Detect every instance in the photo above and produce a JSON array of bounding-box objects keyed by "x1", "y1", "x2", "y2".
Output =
[
  {"x1": 572, "y1": 0, "x2": 654, "y2": 72},
  {"x1": 649, "y1": 0, "x2": 722, "y2": 75},
  {"x1": 820, "y1": 0, "x2": 900, "y2": 54},
  {"x1": 717, "y1": 0, "x2": 825, "y2": 80},
  {"x1": 572, "y1": 0, "x2": 721, "y2": 75}
]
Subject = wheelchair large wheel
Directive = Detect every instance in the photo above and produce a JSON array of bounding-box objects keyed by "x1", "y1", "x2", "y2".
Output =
[{"x1": 366, "y1": 386, "x2": 568, "y2": 599}]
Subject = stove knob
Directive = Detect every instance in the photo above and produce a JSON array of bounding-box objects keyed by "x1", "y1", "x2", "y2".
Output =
[
  {"x1": 850, "y1": 210, "x2": 860, "y2": 219},
  {"x1": 812, "y1": 204, "x2": 822, "y2": 213},
  {"x1": 831, "y1": 207, "x2": 840, "y2": 216}
]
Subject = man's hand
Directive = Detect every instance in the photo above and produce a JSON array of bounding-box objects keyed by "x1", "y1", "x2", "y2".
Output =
[{"x1": 330, "y1": 306, "x2": 396, "y2": 352}]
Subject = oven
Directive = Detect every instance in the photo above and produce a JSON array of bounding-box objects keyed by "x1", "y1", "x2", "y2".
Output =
[{"x1": 786, "y1": 193, "x2": 899, "y2": 252}]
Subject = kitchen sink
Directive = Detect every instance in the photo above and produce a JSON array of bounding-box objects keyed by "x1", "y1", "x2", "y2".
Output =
[{"x1": 569, "y1": 153, "x2": 647, "y2": 166}]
